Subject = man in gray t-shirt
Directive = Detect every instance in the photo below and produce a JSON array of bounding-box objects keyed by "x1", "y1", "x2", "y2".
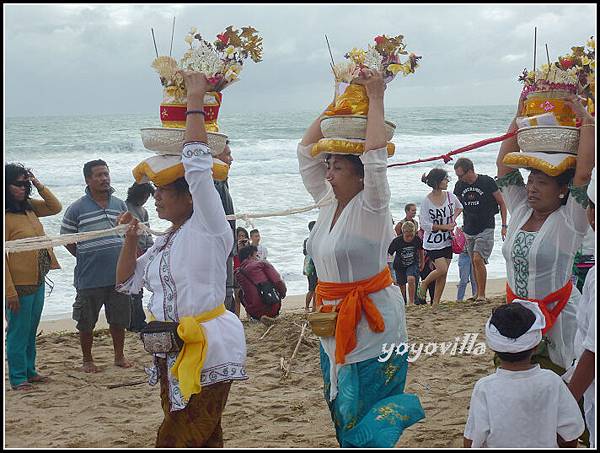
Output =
[{"x1": 60, "y1": 160, "x2": 131, "y2": 373}]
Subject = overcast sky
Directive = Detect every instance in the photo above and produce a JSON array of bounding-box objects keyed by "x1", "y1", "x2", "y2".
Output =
[{"x1": 4, "y1": 3, "x2": 597, "y2": 116}]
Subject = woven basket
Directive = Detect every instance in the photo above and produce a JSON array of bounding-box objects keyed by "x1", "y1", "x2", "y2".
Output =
[
  {"x1": 320, "y1": 115, "x2": 396, "y2": 141},
  {"x1": 140, "y1": 128, "x2": 227, "y2": 156},
  {"x1": 307, "y1": 311, "x2": 337, "y2": 337},
  {"x1": 517, "y1": 126, "x2": 579, "y2": 155}
]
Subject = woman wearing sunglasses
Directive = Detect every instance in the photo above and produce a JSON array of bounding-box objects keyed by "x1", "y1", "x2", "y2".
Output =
[{"x1": 5, "y1": 163, "x2": 62, "y2": 390}]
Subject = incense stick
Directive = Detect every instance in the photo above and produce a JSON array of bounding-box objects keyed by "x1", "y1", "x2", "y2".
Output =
[
  {"x1": 324, "y1": 34, "x2": 337, "y2": 79},
  {"x1": 533, "y1": 27, "x2": 537, "y2": 80},
  {"x1": 169, "y1": 17, "x2": 176, "y2": 57},
  {"x1": 151, "y1": 27, "x2": 159, "y2": 58}
]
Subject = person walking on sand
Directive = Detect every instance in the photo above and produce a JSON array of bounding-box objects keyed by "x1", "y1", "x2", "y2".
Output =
[
  {"x1": 298, "y1": 69, "x2": 424, "y2": 447},
  {"x1": 388, "y1": 221, "x2": 424, "y2": 305},
  {"x1": 453, "y1": 157, "x2": 507, "y2": 303},
  {"x1": 116, "y1": 70, "x2": 246, "y2": 447},
  {"x1": 60, "y1": 159, "x2": 132, "y2": 373},
  {"x1": 5, "y1": 164, "x2": 62, "y2": 390},
  {"x1": 417, "y1": 168, "x2": 463, "y2": 306}
]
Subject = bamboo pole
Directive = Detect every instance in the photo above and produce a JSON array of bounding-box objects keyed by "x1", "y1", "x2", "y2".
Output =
[
  {"x1": 169, "y1": 17, "x2": 176, "y2": 57},
  {"x1": 533, "y1": 27, "x2": 537, "y2": 80},
  {"x1": 282, "y1": 321, "x2": 308, "y2": 379}
]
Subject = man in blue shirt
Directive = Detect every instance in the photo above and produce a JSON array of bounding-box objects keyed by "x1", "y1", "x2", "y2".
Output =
[{"x1": 61, "y1": 159, "x2": 131, "y2": 373}]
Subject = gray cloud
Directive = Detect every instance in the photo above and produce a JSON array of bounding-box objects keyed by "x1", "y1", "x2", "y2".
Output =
[{"x1": 5, "y1": 3, "x2": 596, "y2": 116}]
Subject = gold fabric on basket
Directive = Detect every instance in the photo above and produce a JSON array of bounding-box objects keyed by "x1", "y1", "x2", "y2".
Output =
[
  {"x1": 311, "y1": 139, "x2": 395, "y2": 157},
  {"x1": 503, "y1": 152, "x2": 577, "y2": 177},
  {"x1": 133, "y1": 159, "x2": 230, "y2": 186},
  {"x1": 524, "y1": 97, "x2": 576, "y2": 127},
  {"x1": 325, "y1": 84, "x2": 370, "y2": 116}
]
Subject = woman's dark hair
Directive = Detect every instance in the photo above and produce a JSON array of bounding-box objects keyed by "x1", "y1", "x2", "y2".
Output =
[
  {"x1": 529, "y1": 168, "x2": 575, "y2": 206},
  {"x1": 490, "y1": 304, "x2": 537, "y2": 363},
  {"x1": 126, "y1": 182, "x2": 155, "y2": 205},
  {"x1": 169, "y1": 177, "x2": 190, "y2": 196},
  {"x1": 236, "y1": 227, "x2": 249, "y2": 239},
  {"x1": 6, "y1": 163, "x2": 33, "y2": 213},
  {"x1": 325, "y1": 154, "x2": 365, "y2": 178},
  {"x1": 239, "y1": 245, "x2": 258, "y2": 262},
  {"x1": 421, "y1": 168, "x2": 448, "y2": 189}
]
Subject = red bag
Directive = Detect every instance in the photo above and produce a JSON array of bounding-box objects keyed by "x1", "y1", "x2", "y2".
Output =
[
  {"x1": 447, "y1": 193, "x2": 466, "y2": 254},
  {"x1": 451, "y1": 226, "x2": 466, "y2": 254}
]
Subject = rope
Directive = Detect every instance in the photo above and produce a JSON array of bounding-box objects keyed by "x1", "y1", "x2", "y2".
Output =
[
  {"x1": 387, "y1": 130, "x2": 517, "y2": 168},
  {"x1": 5, "y1": 192, "x2": 333, "y2": 254}
]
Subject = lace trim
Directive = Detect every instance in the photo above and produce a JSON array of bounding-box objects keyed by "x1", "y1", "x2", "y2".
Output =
[{"x1": 496, "y1": 170, "x2": 524, "y2": 188}]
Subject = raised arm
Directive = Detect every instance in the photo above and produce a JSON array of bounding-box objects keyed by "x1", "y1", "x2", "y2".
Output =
[
  {"x1": 496, "y1": 97, "x2": 524, "y2": 179},
  {"x1": 298, "y1": 109, "x2": 330, "y2": 203},
  {"x1": 358, "y1": 69, "x2": 391, "y2": 211},
  {"x1": 28, "y1": 172, "x2": 62, "y2": 217},
  {"x1": 179, "y1": 71, "x2": 232, "y2": 238},
  {"x1": 565, "y1": 96, "x2": 595, "y2": 187}
]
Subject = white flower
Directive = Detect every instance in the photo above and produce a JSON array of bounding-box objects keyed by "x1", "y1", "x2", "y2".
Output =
[
  {"x1": 332, "y1": 61, "x2": 357, "y2": 83},
  {"x1": 179, "y1": 41, "x2": 224, "y2": 76},
  {"x1": 363, "y1": 45, "x2": 383, "y2": 71}
]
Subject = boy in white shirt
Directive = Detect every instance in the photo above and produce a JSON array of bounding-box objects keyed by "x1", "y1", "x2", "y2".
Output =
[{"x1": 464, "y1": 301, "x2": 584, "y2": 448}]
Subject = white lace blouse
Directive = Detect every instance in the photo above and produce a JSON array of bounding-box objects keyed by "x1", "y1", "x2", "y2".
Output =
[
  {"x1": 298, "y1": 143, "x2": 407, "y2": 401},
  {"x1": 117, "y1": 141, "x2": 247, "y2": 411}
]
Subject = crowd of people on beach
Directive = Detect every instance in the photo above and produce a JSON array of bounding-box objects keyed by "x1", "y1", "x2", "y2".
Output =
[{"x1": 4, "y1": 69, "x2": 596, "y2": 448}]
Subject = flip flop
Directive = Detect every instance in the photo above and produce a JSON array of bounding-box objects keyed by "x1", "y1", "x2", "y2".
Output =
[
  {"x1": 12, "y1": 382, "x2": 34, "y2": 391},
  {"x1": 28, "y1": 374, "x2": 50, "y2": 383},
  {"x1": 416, "y1": 285, "x2": 427, "y2": 300}
]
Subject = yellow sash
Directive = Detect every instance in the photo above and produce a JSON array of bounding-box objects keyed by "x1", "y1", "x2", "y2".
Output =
[{"x1": 169, "y1": 304, "x2": 226, "y2": 401}]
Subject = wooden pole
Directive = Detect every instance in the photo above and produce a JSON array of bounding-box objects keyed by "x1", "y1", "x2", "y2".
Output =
[
  {"x1": 282, "y1": 321, "x2": 308, "y2": 379},
  {"x1": 151, "y1": 28, "x2": 159, "y2": 58},
  {"x1": 545, "y1": 43, "x2": 550, "y2": 66},
  {"x1": 107, "y1": 379, "x2": 147, "y2": 389}
]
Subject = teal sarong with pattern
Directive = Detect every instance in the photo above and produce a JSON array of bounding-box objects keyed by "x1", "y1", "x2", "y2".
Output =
[{"x1": 320, "y1": 345, "x2": 425, "y2": 447}]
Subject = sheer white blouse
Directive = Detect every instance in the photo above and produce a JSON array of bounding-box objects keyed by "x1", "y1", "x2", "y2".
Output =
[{"x1": 298, "y1": 143, "x2": 407, "y2": 401}]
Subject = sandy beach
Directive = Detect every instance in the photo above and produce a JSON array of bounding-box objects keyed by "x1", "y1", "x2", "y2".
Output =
[{"x1": 5, "y1": 278, "x2": 506, "y2": 448}]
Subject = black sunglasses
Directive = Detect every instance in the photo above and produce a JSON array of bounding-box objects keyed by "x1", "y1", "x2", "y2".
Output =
[{"x1": 11, "y1": 181, "x2": 31, "y2": 188}]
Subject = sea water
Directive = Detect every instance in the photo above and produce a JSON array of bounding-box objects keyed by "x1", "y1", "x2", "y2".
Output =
[{"x1": 6, "y1": 105, "x2": 516, "y2": 320}]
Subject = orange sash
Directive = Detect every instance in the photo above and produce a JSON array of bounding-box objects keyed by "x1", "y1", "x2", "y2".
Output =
[
  {"x1": 506, "y1": 280, "x2": 573, "y2": 335},
  {"x1": 316, "y1": 267, "x2": 393, "y2": 365}
]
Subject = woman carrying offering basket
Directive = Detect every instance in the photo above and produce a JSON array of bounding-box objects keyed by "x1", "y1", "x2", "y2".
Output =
[
  {"x1": 496, "y1": 91, "x2": 595, "y2": 374},
  {"x1": 115, "y1": 70, "x2": 247, "y2": 447},
  {"x1": 298, "y1": 63, "x2": 424, "y2": 447}
]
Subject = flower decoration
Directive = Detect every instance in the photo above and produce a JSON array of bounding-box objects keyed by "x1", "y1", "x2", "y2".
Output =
[
  {"x1": 151, "y1": 25, "x2": 263, "y2": 95},
  {"x1": 519, "y1": 37, "x2": 595, "y2": 102},
  {"x1": 334, "y1": 34, "x2": 421, "y2": 83}
]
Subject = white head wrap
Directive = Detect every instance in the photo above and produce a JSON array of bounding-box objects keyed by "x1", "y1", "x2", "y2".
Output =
[
  {"x1": 588, "y1": 167, "x2": 596, "y2": 205},
  {"x1": 485, "y1": 300, "x2": 546, "y2": 353}
]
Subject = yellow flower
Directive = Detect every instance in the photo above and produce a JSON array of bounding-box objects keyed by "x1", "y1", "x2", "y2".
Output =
[
  {"x1": 184, "y1": 34, "x2": 193, "y2": 45},
  {"x1": 587, "y1": 38, "x2": 595, "y2": 50},
  {"x1": 582, "y1": 56, "x2": 592, "y2": 66},
  {"x1": 388, "y1": 64, "x2": 403, "y2": 75},
  {"x1": 225, "y1": 45, "x2": 236, "y2": 57},
  {"x1": 190, "y1": 27, "x2": 198, "y2": 35},
  {"x1": 347, "y1": 48, "x2": 366, "y2": 65}
]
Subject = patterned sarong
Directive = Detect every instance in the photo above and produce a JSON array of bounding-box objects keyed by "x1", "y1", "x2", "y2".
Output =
[
  {"x1": 155, "y1": 358, "x2": 232, "y2": 447},
  {"x1": 319, "y1": 346, "x2": 425, "y2": 447}
]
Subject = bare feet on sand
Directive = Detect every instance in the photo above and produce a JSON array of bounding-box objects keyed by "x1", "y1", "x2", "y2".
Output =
[
  {"x1": 82, "y1": 361, "x2": 100, "y2": 373},
  {"x1": 114, "y1": 358, "x2": 133, "y2": 368}
]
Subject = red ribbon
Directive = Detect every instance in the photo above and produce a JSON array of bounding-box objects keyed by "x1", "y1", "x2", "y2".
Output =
[{"x1": 387, "y1": 130, "x2": 518, "y2": 168}]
